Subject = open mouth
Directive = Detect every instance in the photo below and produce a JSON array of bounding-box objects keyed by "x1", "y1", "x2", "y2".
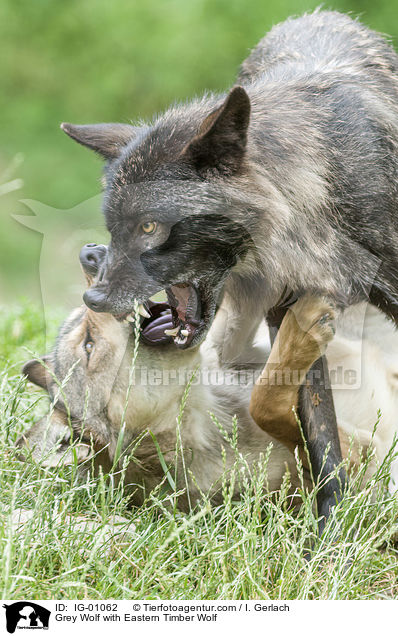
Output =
[
  {"x1": 139, "y1": 301, "x2": 174, "y2": 346},
  {"x1": 165, "y1": 283, "x2": 203, "y2": 348},
  {"x1": 121, "y1": 283, "x2": 205, "y2": 349}
]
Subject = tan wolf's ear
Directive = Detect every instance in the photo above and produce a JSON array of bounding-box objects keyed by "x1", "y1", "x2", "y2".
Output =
[
  {"x1": 60, "y1": 122, "x2": 138, "y2": 159},
  {"x1": 17, "y1": 410, "x2": 93, "y2": 467},
  {"x1": 22, "y1": 355, "x2": 53, "y2": 390},
  {"x1": 184, "y1": 86, "x2": 251, "y2": 176}
]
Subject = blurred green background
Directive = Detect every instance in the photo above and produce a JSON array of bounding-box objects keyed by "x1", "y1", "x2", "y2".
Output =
[{"x1": 1, "y1": 0, "x2": 398, "y2": 309}]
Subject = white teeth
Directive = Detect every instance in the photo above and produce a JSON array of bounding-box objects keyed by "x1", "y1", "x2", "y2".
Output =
[
  {"x1": 125, "y1": 304, "x2": 151, "y2": 322},
  {"x1": 180, "y1": 329, "x2": 189, "y2": 337},
  {"x1": 138, "y1": 304, "x2": 151, "y2": 318},
  {"x1": 164, "y1": 327, "x2": 181, "y2": 337}
]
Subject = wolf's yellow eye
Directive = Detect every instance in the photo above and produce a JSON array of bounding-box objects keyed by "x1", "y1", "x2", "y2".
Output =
[{"x1": 141, "y1": 221, "x2": 157, "y2": 234}]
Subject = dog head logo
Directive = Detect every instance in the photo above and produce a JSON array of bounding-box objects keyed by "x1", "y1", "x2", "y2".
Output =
[{"x1": 3, "y1": 603, "x2": 50, "y2": 633}]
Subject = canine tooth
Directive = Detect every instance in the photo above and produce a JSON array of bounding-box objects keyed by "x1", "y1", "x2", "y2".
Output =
[
  {"x1": 138, "y1": 304, "x2": 151, "y2": 318},
  {"x1": 180, "y1": 329, "x2": 189, "y2": 337},
  {"x1": 125, "y1": 314, "x2": 135, "y2": 323},
  {"x1": 164, "y1": 327, "x2": 180, "y2": 337}
]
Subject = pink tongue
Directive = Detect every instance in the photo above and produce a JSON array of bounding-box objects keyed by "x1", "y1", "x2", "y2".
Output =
[{"x1": 170, "y1": 284, "x2": 191, "y2": 321}]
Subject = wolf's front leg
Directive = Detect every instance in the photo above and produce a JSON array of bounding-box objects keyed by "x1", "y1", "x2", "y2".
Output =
[
  {"x1": 249, "y1": 295, "x2": 336, "y2": 467},
  {"x1": 209, "y1": 291, "x2": 265, "y2": 365}
]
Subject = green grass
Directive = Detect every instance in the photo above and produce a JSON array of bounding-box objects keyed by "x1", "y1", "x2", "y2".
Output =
[{"x1": 1, "y1": 303, "x2": 398, "y2": 600}]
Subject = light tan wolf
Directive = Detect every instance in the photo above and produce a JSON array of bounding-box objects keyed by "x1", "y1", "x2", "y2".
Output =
[{"x1": 18, "y1": 246, "x2": 398, "y2": 508}]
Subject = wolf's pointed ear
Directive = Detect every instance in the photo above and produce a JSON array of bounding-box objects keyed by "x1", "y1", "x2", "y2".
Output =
[
  {"x1": 17, "y1": 410, "x2": 94, "y2": 467},
  {"x1": 22, "y1": 356, "x2": 52, "y2": 390},
  {"x1": 184, "y1": 86, "x2": 251, "y2": 176},
  {"x1": 60, "y1": 122, "x2": 137, "y2": 159}
]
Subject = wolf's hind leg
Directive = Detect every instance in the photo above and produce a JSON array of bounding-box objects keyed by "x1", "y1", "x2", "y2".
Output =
[{"x1": 250, "y1": 295, "x2": 336, "y2": 466}]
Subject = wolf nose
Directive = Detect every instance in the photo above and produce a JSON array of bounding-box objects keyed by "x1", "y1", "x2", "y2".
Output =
[
  {"x1": 79, "y1": 243, "x2": 108, "y2": 276},
  {"x1": 83, "y1": 287, "x2": 112, "y2": 313}
]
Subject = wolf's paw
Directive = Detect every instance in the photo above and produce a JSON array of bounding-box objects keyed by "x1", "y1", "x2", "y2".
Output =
[
  {"x1": 291, "y1": 294, "x2": 336, "y2": 351},
  {"x1": 273, "y1": 294, "x2": 337, "y2": 372}
]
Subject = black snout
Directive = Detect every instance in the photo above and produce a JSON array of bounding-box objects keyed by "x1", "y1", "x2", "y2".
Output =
[
  {"x1": 83, "y1": 286, "x2": 112, "y2": 313},
  {"x1": 79, "y1": 243, "x2": 107, "y2": 276}
]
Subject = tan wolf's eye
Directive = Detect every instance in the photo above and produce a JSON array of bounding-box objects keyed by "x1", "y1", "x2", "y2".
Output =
[
  {"x1": 85, "y1": 341, "x2": 94, "y2": 356},
  {"x1": 141, "y1": 221, "x2": 157, "y2": 234}
]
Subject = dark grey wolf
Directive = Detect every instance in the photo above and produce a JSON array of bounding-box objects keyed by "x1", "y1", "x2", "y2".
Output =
[
  {"x1": 62, "y1": 11, "x2": 398, "y2": 360},
  {"x1": 19, "y1": 246, "x2": 398, "y2": 508}
]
